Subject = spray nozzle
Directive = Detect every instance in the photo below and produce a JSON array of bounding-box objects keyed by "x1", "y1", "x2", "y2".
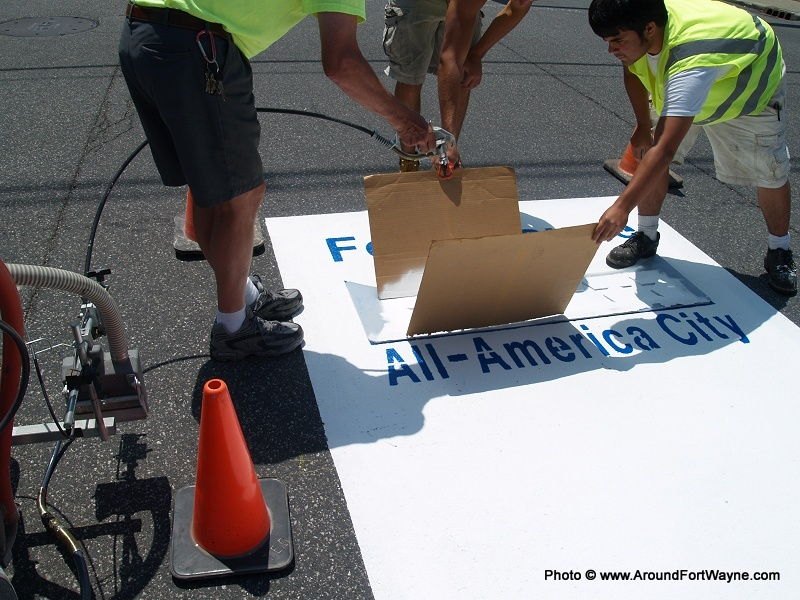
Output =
[{"x1": 383, "y1": 126, "x2": 456, "y2": 162}]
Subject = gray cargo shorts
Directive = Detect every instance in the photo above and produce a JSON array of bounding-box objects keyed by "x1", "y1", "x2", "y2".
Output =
[{"x1": 383, "y1": 0, "x2": 483, "y2": 85}]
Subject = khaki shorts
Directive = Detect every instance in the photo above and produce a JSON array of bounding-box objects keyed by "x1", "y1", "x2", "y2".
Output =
[
  {"x1": 383, "y1": 0, "x2": 482, "y2": 85},
  {"x1": 665, "y1": 84, "x2": 790, "y2": 188}
]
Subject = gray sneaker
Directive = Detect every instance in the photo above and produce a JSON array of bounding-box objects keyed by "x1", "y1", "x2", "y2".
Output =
[
  {"x1": 250, "y1": 274, "x2": 303, "y2": 320},
  {"x1": 210, "y1": 308, "x2": 304, "y2": 361}
]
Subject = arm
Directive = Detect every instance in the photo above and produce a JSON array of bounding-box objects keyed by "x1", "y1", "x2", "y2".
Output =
[
  {"x1": 623, "y1": 66, "x2": 653, "y2": 158},
  {"x1": 593, "y1": 66, "x2": 720, "y2": 242},
  {"x1": 592, "y1": 115, "x2": 693, "y2": 242},
  {"x1": 317, "y1": 12, "x2": 434, "y2": 152},
  {"x1": 462, "y1": 0, "x2": 533, "y2": 89}
]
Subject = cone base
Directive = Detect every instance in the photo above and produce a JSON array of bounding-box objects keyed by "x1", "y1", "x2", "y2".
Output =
[
  {"x1": 170, "y1": 478, "x2": 293, "y2": 580},
  {"x1": 603, "y1": 159, "x2": 684, "y2": 189},
  {"x1": 173, "y1": 214, "x2": 266, "y2": 262}
]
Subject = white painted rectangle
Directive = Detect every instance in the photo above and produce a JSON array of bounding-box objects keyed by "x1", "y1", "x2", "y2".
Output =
[{"x1": 267, "y1": 196, "x2": 800, "y2": 600}]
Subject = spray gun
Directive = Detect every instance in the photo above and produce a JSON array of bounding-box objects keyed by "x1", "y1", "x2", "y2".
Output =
[{"x1": 371, "y1": 126, "x2": 457, "y2": 177}]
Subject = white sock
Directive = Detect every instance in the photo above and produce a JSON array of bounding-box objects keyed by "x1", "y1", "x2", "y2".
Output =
[
  {"x1": 244, "y1": 277, "x2": 260, "y2": 306},
  {"x1": 216, "y1": 307, "x2": 246, "y2": 334},
  {"x1": 768, "y1": 233, "x2": 791, "y2": 251},
  {"x1": 638, "y1": 214, "x2": 660, "y2": 241}
]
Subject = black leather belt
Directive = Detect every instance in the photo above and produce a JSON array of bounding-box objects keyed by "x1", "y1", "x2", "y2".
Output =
[{"x1": 125, "y1": 3, "x2": 229, "y2": 37}]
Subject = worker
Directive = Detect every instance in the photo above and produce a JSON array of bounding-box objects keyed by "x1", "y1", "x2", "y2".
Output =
[
  {"x1": 119, "y1": 1, "x2": 436, "y2": 360},
  {"x1": 588, "y1": 0, "x2": 796, "y2": 296}
]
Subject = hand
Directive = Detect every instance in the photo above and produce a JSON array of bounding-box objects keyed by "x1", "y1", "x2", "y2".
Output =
[
  {"x1": 592, "y1": 204, "x2": 630, "y2": 243},
  {"x1": 433, "y1": 144, "x2": 462, "y2": 179},
  {"x1": 396, "y1": 112, "x2": 436, "y2": 155},
  {"x1": 630, "y1": 124, "x2": 653, "y2": 159},
  {"x1": 462, "y1": 51, "x2": 483, "y2": 89}
]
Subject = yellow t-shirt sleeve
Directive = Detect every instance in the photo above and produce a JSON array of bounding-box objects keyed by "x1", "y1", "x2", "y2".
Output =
[
  {"x1": 302, "y1": 0, "x2": 366, "y2": 22},
  {"x1": 127, "y1": 1, "x2": 366, "y2": 58}
]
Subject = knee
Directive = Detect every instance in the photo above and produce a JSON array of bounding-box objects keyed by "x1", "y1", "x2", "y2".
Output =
[{"x1": 217, "y1": 183, "x2": 265, "y2": 219}]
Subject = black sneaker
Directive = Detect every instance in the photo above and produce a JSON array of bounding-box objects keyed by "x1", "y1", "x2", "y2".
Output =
[
  {"x1": 606, "y1": 231, "x2": 660, "y2": 269},
  {"x1": 210, "y1": 308, "x2": 304, "y2": 361},
  {"x1": 249, "y1": 274, "x2": 303, "y2": 320},
  {"x1": 764, "y1": 248, "x2": 797, "y2": 296}
]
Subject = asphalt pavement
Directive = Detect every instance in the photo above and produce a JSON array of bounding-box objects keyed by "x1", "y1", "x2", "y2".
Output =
[{"x1": 1, "y1": 1, "x2": 799, "y2": 598}]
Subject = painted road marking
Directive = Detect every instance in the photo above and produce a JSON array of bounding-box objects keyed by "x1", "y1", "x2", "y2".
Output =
[{"x1": 267, "y1": 196, "x2": 800, "y2": 600}]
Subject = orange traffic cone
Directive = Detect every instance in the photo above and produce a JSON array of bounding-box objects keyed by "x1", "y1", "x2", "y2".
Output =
[
  {"x1": 183, "y1": 189, "x2": 198, "y2": 242},
  {"x1": 173, "y1": 188, "x2": 267, "y2": 261},
  {"x1": 603, "y1": 143, "x2": 684, "y2": 189},
  {"x1": 170, "y1": 378, "x2": 294, "y2": 580},
  {"x1": 192, "y1": 379, "x2": 270, "y2": 557},
  {"x1": 617, "y1": 142, "x2": 639, "y2": 176}
]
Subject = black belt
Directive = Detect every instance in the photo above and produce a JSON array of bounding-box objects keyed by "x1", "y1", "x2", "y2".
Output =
[{"x1": 125, "y1": 3, "x2": 229, "y2": 38}]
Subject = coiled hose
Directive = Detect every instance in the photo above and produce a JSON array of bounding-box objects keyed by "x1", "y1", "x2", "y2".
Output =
[{"x1": 6, "y1": 264, "x2": 130, "y2": 365}]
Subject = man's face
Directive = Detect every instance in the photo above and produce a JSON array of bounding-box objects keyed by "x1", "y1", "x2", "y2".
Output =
[{"x1": 602, "y1": 28, "x2": 651, "y2": 65}]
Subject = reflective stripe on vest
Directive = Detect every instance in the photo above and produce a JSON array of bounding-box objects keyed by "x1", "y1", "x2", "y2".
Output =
[
  {"x1": 665, "y1": 16, "x2": 766, "y2": 72},
  {"x1": 699, "y1": 19, "x2": 780, "y2": 124}
]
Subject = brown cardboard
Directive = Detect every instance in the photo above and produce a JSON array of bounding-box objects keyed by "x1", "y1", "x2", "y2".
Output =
[
  {"x1": 363, "y1": 166, "x2": 599, "y2": 337},
  {"x1": 364, "y1": 166, "x2": 520, "y2": 299},
  {"x1": 406, "y1": 224, "x2": 599, "y2": 336}
]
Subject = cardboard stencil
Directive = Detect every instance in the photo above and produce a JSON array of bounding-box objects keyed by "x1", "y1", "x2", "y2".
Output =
[
  {"x1": 364, "y1": 166, "x2": 520, "y2": 299},
  {"x1": 407, "y1": 224, "x2": 600, "y2": 335},
  {"x1": 365, "y1": 166, "x2": 600, "y2": 337}
]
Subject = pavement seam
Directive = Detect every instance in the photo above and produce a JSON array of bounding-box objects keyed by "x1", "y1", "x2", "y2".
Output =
[{"x1": 23, "y1": 66, "x2": 132, "y2": 321}]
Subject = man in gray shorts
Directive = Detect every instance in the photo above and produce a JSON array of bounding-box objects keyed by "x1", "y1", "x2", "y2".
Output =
[
  {"x1": 384, "y1": 0, "x2": 532, "y2": 175},
  {"x1": 588, "y1": 0, "x2": 796, "y2": 296},
  {"x1": 119, "y1": 1, "x2": 435, "y2": 361}
]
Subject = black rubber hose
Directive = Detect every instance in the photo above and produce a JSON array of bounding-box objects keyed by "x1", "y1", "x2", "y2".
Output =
[
  {"x1": 256, "y1": 107, "x2": 374, "y2": 135},
  {"x1": 83, "y1": 140, "x2": 148, "y2": 278}
]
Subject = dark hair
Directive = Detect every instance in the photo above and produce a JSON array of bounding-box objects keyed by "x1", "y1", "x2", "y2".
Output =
[{"x1": 588, "y1": 0, "x2": 668, "y2": 38}]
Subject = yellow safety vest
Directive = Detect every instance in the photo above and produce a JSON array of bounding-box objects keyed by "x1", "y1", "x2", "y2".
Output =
[{"x1": 628, "y1": 0, "x2": 784, "y2": 125}]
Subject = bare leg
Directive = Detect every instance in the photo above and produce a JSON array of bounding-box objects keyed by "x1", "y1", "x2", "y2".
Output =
[
  {"x1": 394, "y1": 81, "x2": 422, "y2": 113},
  {"x1": 448, "y1": 85, "x2": 471, "y2": 141},
  {"x1": 191, "y1": 183, "x2": 265, "y2": 313},
  {"x1": 757, "y1": 182, "x2": 791, "y2": 236}
]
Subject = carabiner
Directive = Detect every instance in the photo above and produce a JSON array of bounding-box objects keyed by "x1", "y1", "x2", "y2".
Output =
[{"x1": 195, "y1": 29, "x2": 218, "y2": 66}]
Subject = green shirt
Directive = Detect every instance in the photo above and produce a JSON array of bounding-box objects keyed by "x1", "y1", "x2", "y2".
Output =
[{"x1": 132, "y1": 0, "x2": 366, "y2": 59}]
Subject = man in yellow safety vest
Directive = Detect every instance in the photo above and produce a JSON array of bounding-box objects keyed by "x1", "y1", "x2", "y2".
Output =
[
  {"x1": 119, "y1": 0, "x2": 436, "y2": 360},
  {"x1": 589, "y1": 0, "x2": 796, "y2": 296}
]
